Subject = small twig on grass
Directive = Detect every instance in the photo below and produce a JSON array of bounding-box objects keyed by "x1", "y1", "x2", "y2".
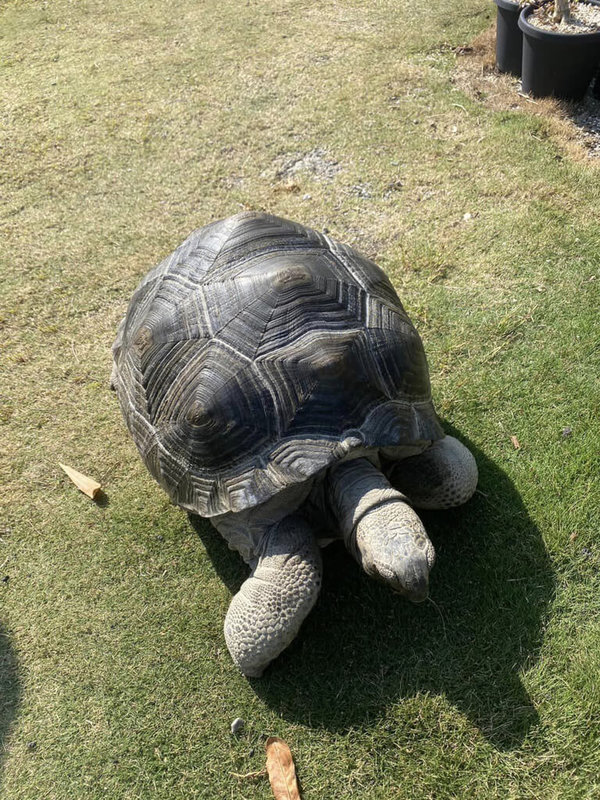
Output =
[
  {"x1": 231, "y1": 768, "x2": 267, "y2": 781},
  {"x1": 518, "y1": 92, "x2": 539, "y2": 104}
]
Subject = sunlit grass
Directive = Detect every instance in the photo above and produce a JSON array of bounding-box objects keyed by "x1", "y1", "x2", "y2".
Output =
[{"x1": 1, "y1": 0, "x2": 599, "y2": 797}]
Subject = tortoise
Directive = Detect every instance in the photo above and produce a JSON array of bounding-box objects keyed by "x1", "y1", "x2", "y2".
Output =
[{"x1": 111, "y1": 212, "x2": 478, "y2": 677}]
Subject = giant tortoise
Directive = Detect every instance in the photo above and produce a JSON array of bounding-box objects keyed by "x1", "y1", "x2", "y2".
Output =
[{"x1": 111, "y1": 212, "x2": 478, "y2": 676}]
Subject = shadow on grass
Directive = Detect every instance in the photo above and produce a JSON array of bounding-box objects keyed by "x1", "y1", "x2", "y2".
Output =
[
  {"x1": 0, "y1": 623, "x2": 21, "y2": 788},
  {"x1": 190, "y1": 426, "x2": 554, "y2": 750}
]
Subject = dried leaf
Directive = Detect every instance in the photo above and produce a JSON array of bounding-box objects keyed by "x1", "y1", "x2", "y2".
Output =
[
  {"x1": 59, "y1": 463, "x2": 102, "y2": 499},
  {"x1": 510, "y1": 435, "x2": 521, "y2": 450},
  {"x1": 265, "y1": 737, "x2": 301, "y2": 800},
  {"x1": 570, "y1": 531, "x2": 578, "y2": 542}
]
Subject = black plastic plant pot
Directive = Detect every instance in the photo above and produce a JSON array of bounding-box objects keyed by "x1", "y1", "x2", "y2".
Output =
[
  {"x1": 519, "y1": 5, "x2": 600, "y2": 100},
  {"x1": 593, "y1": 62, "x2": 600, "y2": 99},
  {"x1": 494, "y1": 0, "x2": 524, "y2": 75}
]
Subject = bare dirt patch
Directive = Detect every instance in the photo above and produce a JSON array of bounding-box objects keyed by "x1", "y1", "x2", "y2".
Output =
[
  {"x1": 453, "y1": 25, "x2": 600, "y2": 160},
  {"x1": 270, "y1": 148, "x2": 342, "y2": 182}
]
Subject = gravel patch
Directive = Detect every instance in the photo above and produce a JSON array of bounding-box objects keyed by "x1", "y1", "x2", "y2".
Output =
[
  {"x1": 571, "y1": 92, "x2": 600, "y2": 155},
  {"x1": 350, "y1": 182, "x2": 373, "y2": 198},
  {"x1": 528, "y1": 3, "x2": 600, "y2": 33},
  {"x1": 272, "y1": 148, "x2": 342, "y2": 181}
]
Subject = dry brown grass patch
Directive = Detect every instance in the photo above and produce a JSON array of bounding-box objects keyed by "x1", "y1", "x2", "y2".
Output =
[{"x1": 454, "y1": 23, "x2": 600, "y2": 163}]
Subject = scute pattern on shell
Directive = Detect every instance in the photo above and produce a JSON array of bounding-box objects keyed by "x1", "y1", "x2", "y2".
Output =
[{"x1": 112, "y1": 212, "x2": 443, "y2": 516}]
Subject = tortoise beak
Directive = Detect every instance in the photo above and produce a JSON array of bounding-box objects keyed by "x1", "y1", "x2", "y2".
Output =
[
  {"x1": 406, "y1": 583, "x2": 429, "y2": 603},
  {"x1": 392, "y1": 576, "x2": 429, "y2": 603}
]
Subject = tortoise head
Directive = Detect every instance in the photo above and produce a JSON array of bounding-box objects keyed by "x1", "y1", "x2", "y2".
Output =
[{"x1": 353, "y1": 504, "x2": 436, "y2": 602}]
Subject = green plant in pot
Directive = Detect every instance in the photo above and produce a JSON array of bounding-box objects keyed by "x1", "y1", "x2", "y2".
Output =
[{"x1": 518, "y1": 0, "x2": 600, "y2": 99}]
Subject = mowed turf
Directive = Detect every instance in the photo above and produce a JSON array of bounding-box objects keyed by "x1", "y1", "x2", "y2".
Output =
[{"x1": 1, "y1": 0, "x2": 600, "y2": 797}]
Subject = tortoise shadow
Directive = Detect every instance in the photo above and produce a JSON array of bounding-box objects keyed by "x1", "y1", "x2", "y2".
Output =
[
  {"x1": 189, "y1": 425, "x2": 554, "y2": 750},
  {"x1": 0, "y1": 623, "x2": 21, "y2": 790}
]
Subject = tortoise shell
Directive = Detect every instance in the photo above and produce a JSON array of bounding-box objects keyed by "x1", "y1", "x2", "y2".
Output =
[{"x1": 112, "y1": 212, "x2": 443, "y2": 516}]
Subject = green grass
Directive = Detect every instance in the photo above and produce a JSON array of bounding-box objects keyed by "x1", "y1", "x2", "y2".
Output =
[{"x1": 2, "y1": 0, "x2": 600, "y2": 797}]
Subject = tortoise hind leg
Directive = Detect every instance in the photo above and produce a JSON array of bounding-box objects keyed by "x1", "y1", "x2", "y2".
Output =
[
  {"x1": 386, "y1": 435, "x2": 478, "y2": 510},
  {"x1": 224, "y1": 514, "x2": 322, "y2": 677}
]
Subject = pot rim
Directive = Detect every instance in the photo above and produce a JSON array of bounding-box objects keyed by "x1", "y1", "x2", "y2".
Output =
[
  {"x1": 519, "y1": 3, "x2": 600, "y2": 40},
  {"x1": 493, "y1": 0, "x2": 524, "y2": 11}
]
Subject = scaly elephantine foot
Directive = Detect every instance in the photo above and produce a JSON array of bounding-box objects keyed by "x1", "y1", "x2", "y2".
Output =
[
  {"x1": 223, "y1": 514, "x2": 322, "y2": 677},
  {"x1": 386, "y1": 435, "x2": 478, "y2": 510},
  {"x1": 328, "y1": 458, "x2": 435, "y2": 602}
]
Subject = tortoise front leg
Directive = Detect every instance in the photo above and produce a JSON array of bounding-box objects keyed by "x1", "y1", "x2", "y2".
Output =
[
  {"x1": 223, "y1": 514, "x2": 322, "y2": 677},
  {"x1": 385, "y1": 435, "x2": 478, "y2": 510}
]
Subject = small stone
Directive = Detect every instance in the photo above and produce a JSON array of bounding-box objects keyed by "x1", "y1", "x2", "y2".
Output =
[
  {"x1": 386, "y1": 179, "x2": 403, "y2": 192},
  {"x1": 561, "y1": 427, "x2": 572, "y2": 438},
  {"x1": 230, "y1": 717, "x2": 245, "y2": 735}
]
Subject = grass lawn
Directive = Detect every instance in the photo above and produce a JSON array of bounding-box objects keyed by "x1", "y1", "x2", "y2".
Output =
[{"x1": 2, "y1": 0, "x2": 600, "y2": 797}]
